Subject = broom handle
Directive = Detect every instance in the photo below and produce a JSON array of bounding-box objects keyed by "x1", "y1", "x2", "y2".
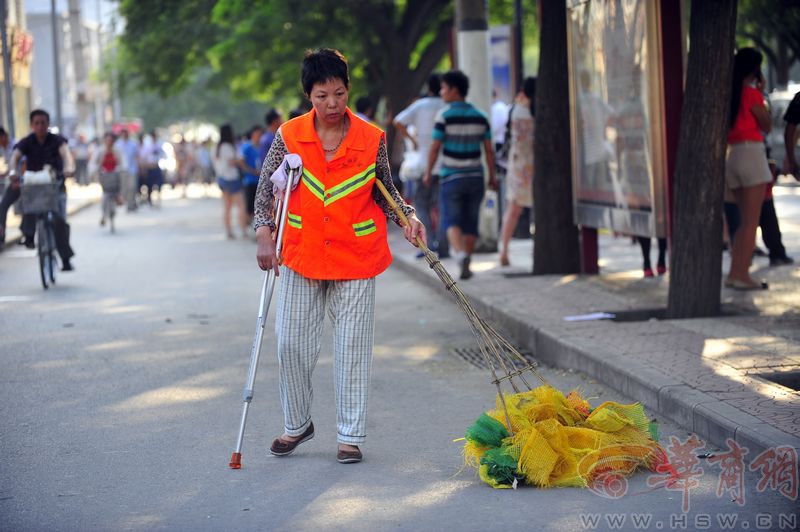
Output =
[{"x1": 375, "y1": 179, "x2": 429, "y2": 251}]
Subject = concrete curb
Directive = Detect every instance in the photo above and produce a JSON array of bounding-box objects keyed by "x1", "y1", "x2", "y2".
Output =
[{"x1": 390, "y1": 252, "x2": 800, "y2": 459}]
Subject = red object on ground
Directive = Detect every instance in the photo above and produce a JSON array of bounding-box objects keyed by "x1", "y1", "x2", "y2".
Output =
[{"x1": 229, "y1": 452, "x2": 242, "y2": 469}]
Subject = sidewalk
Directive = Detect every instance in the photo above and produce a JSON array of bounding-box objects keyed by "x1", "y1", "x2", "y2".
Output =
[{"x1": 388, "y1": 185, "x2": 800, "y2": 460}]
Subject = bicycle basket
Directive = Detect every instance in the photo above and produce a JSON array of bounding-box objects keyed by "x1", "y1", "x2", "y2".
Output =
[
  {"x1": 20, "y1": 183, "x2": 60, "y2": 215},
  {"x1": 99, "y1": 172, "x2": 121, "y2": 194}
]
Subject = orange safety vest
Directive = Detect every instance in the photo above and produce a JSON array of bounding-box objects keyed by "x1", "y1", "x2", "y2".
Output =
[{"x1": 279, "y1": 108, "x2": 392, "y2": 280}]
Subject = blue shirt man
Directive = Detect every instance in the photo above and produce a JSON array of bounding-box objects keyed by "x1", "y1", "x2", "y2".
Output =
[
  {"x1": 242, "y1": 126, "x2": 264, "y2": 219},
  {"x1": 258, "y1": 108, "x2": 283, "y2": 170}
]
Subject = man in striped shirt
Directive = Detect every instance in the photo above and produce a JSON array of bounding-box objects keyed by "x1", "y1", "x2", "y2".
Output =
[{"x1": 423, "y1": 70, "x2": 498, "y2": 280}]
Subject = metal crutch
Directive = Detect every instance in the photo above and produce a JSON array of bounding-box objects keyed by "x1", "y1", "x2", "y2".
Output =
[{"x1": 229, "y1": 162, "x2": 298, "y2": 469}]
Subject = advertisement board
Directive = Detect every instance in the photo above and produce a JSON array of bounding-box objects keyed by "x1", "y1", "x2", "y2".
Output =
[{"x1": 566, "y1": 0, "x2": 668, "y2": 238}]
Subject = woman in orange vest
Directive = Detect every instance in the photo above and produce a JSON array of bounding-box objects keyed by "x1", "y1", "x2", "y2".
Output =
[{"x1": 253, "y1": 49, "x2": 425, "y2": 464}]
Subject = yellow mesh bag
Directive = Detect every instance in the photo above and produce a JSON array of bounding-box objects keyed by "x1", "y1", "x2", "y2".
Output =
[{"x1": 464, "y1": 386, "x2": 664, "y2": 489}]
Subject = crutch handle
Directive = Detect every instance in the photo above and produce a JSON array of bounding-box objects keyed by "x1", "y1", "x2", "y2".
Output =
[{"x1": 374, "y1": 180, "x2": 429, "y2": 252}]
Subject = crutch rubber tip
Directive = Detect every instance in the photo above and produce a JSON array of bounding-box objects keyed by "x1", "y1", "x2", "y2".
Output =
[{"x1": 229, "y1": 452, "x2": 242, "y2": 469}]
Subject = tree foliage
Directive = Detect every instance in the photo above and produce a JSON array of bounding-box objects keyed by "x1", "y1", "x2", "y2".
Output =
[
  {"x1": 116, "y1": 0, "x2": 453, "y2": 127},
  {"x1": 736, "y1": 0, "x2": 800, "y2": 86}
]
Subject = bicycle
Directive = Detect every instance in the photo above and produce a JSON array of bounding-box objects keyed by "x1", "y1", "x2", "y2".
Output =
[
  {"x1": 20, "y1": 180, "x2": 60, "y2": 289},
  {"x1": 99, "y1": 171, "x2": 121, "y2": 233}
]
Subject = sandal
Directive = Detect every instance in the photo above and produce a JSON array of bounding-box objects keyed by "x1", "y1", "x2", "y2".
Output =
[{"x1": 724, "y1": 278, "x2": 769, "y2": 291}]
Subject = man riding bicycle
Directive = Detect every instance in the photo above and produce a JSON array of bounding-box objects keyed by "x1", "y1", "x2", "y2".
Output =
[{"x1": 7, "y1": 109, "x2": 76, "y2": 271}]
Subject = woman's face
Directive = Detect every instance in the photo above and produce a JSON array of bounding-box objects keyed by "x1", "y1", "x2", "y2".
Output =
[{"x1": 309, "y1": 78, "x2": 349, "y2": 126}]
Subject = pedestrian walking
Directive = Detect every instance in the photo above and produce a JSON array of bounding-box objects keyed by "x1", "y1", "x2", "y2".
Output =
[
  {"x1": 114, "y1": 128, "x2": 140, "y2": 212},
  {"x1": 240, "y1": 125, "x2": 263, "y2": 228},
  {"x1": 424, "y1": 69, "x2": 498, "y2": 280},
  {"x1": 0, "y1": 126, "x2": 17, "y2": 249},
  {"x1": 196, "y1": 139, "x2": 214, "y2": 194},
  {"x1": 724, "y1": 48, "x2": 772, "y2": 290},
  {"x1": 394, "y1": 73, "x2": 446, "y2": 256},
  {"x1": 90, "y1": 132, "x2": 125, "y2": 230},
  {"x1": 214, "y1": 124, "x2": 249, "y2": 239},
  {"x1": 71, "y1": 134, "x2": 90, "y2": 186},
  {"x1": 638, "y1": 237, "x2": 668, "y2": 277},
  {"x1": 498, "y1": 77, "x2": 536, "y2": 267},
  {"x1": 139, "y1": 133, "x2": 165, "y2": 206},
  {"x1": 254, "y1": 48, "x2": 424, "y2": 464}
]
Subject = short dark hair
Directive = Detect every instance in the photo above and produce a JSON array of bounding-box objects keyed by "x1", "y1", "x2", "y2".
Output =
[
  {"x1": 441, "y1": 70, "x2": 469, "y2": 98},
  {"x1": 264, "y1": 108, "x2": 281, "y2": 126},
  {"x1": 427, "y1": 73, "x2": 441, "y2": 96},
  {"x1": 249, "y1": 125, "x2": 263, "y2": 139},
  {"x1": 355, "y1": 96, "x2": 372, "y2": 114},
  {"x1": 301, "y1": 48, "x2": 349, "y2": 96},
  {"x1": 0, "y1": 126, "x2": 6, "y2": 137},
  {"x1": 30, "y1": 109, "x2": 50, "y2": 123}
]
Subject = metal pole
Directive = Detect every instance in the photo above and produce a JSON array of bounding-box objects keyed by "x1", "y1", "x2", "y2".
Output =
[
  {"x1": 50, "y1": 0, "x2": 64, "y2": 133},
  {"x1": 110, "y1": 11, "x2": 120, "y2": 120},
  {"x1": 1, "y1": 0, "x2": 15, "y2": 139},
  {"x1": 513, "y1": 0, "x2": 523, "y2": 93},
  {"x1": 68, "y1": 0, "x2": 88, "y2": 134},
  {"x1": 95, "y1": 0, "x2": 105, "y2": 133}
]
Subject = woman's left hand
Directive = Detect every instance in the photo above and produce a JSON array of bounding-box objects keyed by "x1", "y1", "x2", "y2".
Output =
[{"x1": 404, "y1": 214, "x2": 427, "y2": 248}]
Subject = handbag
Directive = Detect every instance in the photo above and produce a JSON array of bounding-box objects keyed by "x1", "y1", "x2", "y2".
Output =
[{"x1": 399, "y1": 149, "x2": 424, "y2": 182}]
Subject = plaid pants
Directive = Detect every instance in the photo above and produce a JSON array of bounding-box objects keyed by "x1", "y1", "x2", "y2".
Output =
[{"x1": 275, "y1": 266, "x2": 376, "y2": 445}]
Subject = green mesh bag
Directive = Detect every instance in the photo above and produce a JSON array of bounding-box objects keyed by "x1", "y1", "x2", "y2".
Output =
[
  {"x1": 480, "y1": 447, "x2": 520, "y2": 486},
  {"x1": 466, "y1": 413, "x2": 510, "y2": 448}
]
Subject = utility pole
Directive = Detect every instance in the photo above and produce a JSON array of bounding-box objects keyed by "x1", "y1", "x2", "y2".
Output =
[
  {"x1": 455, "y1": 0, "x2": 496, "y2": 247},
  {"x1": 110, "y1": 11, "x2": 120, "y2": 120},
  {"x1": 455, "y1": 0, "x2": 492, "y2": 117},
  {"x1": 94, "y1": 0, "x2": 105, "y2": 133},
  {"x1": 68, "y1": 0, "x2": 89, "y2": 135},
  {"x1": 513, "y1": 0, "x2": 523, "y2": 93},
  {"x1": 1, "y1": 0, "x2": 15, "y2": 139},
  {"x1": 50, "y1": 0, "x2": 63, "y2": 133}
]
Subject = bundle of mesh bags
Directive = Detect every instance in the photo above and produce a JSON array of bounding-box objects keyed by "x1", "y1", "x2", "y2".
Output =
[{"x1": 463, "y1": 385, "x2": 667, "y2": 489}]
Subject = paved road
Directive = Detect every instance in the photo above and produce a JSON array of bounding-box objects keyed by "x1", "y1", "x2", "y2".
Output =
[{"x1": 1, "y1": 198, "x2": 796, "y2": 531}]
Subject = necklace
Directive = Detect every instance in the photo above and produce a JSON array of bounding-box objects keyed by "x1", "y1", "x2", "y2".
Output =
[{"x1": 321, "y1": 120, "x2": 346, "y2": 153}]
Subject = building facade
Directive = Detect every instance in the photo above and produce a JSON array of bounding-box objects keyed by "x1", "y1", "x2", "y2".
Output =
[
  {"x1": 27, "y1": 8, "x2": 107, "y2": 138},
  {"x1": 1, "y1": 0, "x2": 33, "y2": 141}
]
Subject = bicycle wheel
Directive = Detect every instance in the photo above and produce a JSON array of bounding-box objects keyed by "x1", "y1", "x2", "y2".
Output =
[
  {"x1": 47, "y1": 223, "x2": 57, "y2": 284},
  {"x1": 36, "y1": 218, "x2": 49, "y2": 289}
]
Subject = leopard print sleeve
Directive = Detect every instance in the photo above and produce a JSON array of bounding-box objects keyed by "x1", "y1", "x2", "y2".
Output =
[
  {"x1": 373, "y1": 137, "x2": 415, "y2": 226},
  {"x1": 253, "y1": 131, "x2": 289, "y2": 231}
]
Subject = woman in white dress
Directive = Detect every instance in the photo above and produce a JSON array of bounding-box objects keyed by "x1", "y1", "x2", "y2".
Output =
[{"x1": 499, "y1": 77, "x2": 536, "y2": 266}]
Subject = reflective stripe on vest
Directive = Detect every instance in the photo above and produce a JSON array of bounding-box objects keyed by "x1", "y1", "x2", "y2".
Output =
[
  {"x1": 301, "y1": 169, "x2": 325, "y2": 202},
  {"x1": 278, "y1": 107, "x2": 393, "y2": 280},
  {"x1": 353, "y1": 218, "x2": 376, "y2": 237},
  {"x1": 302, "y1": 164, "x2": 376, "y2": 207},
  {"x1": 287, "y1": 212, "x2": 302, "y2": 229}
]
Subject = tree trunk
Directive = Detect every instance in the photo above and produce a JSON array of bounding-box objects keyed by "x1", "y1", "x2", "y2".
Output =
[
  {"x1": 532, "y1": 0, "x2": 580, "y2": 275},
  {"x1": 667, "y1": 0, "x2": 737, "y2": 318},
  {"x1": 775, "y1": 36, "x2": 790, "y2": 89}
]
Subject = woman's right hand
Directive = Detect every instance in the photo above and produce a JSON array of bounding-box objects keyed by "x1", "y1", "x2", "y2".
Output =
[{"x1": 256, "y1": 226, "x2": 280, "y2": 275}]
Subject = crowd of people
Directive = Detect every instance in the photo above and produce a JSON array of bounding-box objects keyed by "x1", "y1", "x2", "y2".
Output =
[{"x1": 0, "y1": 46, "x2": 798, "y2": 289}]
